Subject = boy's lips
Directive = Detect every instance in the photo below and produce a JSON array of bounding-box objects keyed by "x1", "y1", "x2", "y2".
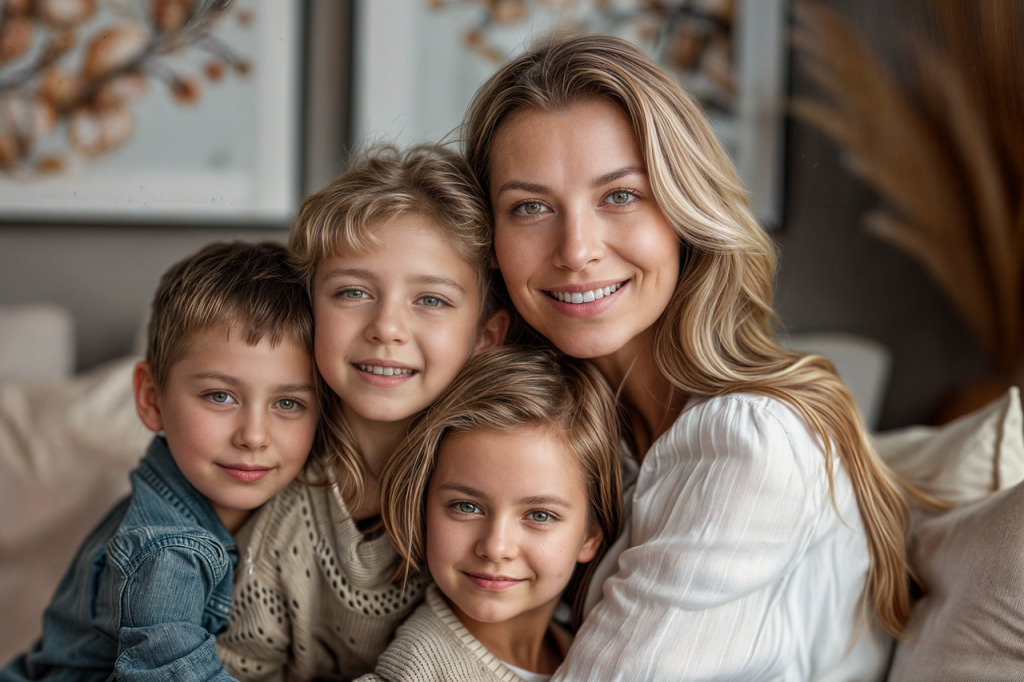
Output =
[
  {"x1": 218, "y1": 463, "x2": 272, "y2": 483},
  {"x1": 463, "y1": 572, "x2": 524, "y2": 591}
]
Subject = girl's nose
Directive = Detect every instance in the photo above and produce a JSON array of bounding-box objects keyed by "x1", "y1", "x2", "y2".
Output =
[
  {"x1": 553, "y1": 210, "x2": 605, "y2": 271},
  {"x1": 366, "y1": 298, "x2": 409, "y2": 345},
  {"x1": 476, "y1": 517, "x2": 516, "y2": 562}
]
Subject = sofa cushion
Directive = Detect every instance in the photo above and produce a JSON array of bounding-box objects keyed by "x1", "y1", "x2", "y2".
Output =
[
  {"x1": 873, "y1": 387, "x2": 1024, "y2": 504},
  {"x1": 887, "y1": 478, "x2": 1024, "y2": 681}
]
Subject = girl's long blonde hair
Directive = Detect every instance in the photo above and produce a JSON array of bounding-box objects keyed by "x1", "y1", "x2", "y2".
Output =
[
  {"x1": 379, "y1": 347, "x2": 623, "y2": 630},
  {"x1": 463, "y1": 33, "x2": 928, "y2": 637}
]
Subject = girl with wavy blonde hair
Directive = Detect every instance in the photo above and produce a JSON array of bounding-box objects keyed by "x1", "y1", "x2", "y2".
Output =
[{"x1": 463, "y1": 33, "x2": 926, "y2": 680}]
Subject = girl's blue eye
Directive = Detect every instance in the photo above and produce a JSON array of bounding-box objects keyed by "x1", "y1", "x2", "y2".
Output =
[
  {"x1": 529, "y1": 510, "x2": 554, "y2": 523},
  {"x1": 340, "y1": 289, "x2": 367, "y2": 299},
  {"x1": 420, "y1": 295, "x2": 444, "y2": 308},
  {"x1": 607, "y1": 190, "x2": 635, "y2": 205},
  {"x1": 209, "y1": 392, "x2": 230, "y2": 404},
  {"x1": 276, "y1": 398, "x2": 299, "y2": 410},
  {"x1": 455, "y1": 502, "x2": 480, "y2": 514}
]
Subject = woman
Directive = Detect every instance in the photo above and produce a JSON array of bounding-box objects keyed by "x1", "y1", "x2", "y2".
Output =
[{"x1": 463, "y1": 34, "x2": 922, "y2": 680}]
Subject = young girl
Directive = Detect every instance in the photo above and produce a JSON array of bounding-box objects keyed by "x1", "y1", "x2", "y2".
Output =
[
  {"x1": 357, "y1": 347, "x2": 623, "y2": 682},
  {"x1": 216, "y1": 145, "x2": 509, "y2": 680}
]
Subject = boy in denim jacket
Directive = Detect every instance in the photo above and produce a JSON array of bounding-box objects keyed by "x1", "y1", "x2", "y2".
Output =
[{"x1": 1, "y1": 242, "x2": 318, "y2": 682}]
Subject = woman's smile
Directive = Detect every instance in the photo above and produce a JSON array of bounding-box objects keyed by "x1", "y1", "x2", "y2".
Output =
[{"x1": 490, "y1": 100, "x2": 680, "y2": 362}]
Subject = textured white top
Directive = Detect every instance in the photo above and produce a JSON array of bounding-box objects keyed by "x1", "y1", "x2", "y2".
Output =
[{"x1": 553, "y1": 393, "x2": 892, "y2": 681}]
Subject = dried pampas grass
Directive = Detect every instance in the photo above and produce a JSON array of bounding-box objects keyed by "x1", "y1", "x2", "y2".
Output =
[{"x1": 791, "y1": 1, "x2": 1024, "y2": 373}]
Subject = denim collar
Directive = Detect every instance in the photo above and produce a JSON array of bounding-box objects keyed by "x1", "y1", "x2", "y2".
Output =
[{"x1": 136, "y1": 435, "x2": 236, "y2": 548}]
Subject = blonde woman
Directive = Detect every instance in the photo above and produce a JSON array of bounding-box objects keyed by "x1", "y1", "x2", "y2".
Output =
[{"x1": 463, "y1": 34, "x2": 923, "y2": 680}]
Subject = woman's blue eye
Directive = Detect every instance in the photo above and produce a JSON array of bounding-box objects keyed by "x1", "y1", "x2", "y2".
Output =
[
  {"x1": 455, "y1": 502, "x2": 480, "y2": 514},
  {"x1": 608, "y1": 190, "x2": 634, "y2": 205},
  {"x1": 516, "y1": 201, "x2": 546, "y2": 215},
  {"x1": 529, "y1": 511, "x2": 553, "y2": 523}
]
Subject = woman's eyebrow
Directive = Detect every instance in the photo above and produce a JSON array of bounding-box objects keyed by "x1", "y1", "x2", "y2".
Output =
[
  {"x1": 496, "y1": 179, "x2": 549, "y2": 196},
  {"x1": 592, "y1": 165, "x2": 647, "y2": 188}
]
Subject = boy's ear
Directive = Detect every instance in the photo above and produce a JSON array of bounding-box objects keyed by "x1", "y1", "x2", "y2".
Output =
[
  {"x1": 133, "y1": 361, "x2": 165, "y2": 433},
  {"x1": 576, "y1": 519, "x2": 604, "y2": 564},
  {"x1": 474, "y1": 308, "x2": 510, "y2": 353}
]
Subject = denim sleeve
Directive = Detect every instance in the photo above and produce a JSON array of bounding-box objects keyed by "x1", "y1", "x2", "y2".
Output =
[{"x1": 113, "y1": 541, "x2": 238, "y2": 682}]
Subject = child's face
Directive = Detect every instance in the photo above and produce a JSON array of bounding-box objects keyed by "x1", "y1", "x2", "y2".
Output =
[
  {"x1": 425, "y1": 427, "x2": 602, "y2": 631},
  {"x1": 311, "y1": 214, "x2": 495, "y2": 429},
  {"x1": 134, "y1": 326, "x2": 317, "y2": 533}
]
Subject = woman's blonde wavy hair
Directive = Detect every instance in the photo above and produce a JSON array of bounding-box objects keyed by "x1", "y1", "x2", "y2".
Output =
[
  {"x1": 290, "y1": 144, "x2": 497, "y2": 511},
  {"x1": 462, "y1": 33, "x2": 930, "y2": 637},
  {"x1": 379, "y1": 347, "x2": 623, "y2": 630}
]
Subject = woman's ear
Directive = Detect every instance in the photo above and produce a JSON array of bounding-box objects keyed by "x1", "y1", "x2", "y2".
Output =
[
  {"x1": 473, "y1": 308, "x2": 510, "y2": 353},
  {"x1": 133, "y1": 361, "x2": 165, "y2": 433},
  {"x1": 576, "y1": 519, "x2": 604, "y2": 564}
]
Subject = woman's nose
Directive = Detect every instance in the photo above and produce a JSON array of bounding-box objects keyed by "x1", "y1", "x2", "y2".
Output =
[
  {"x1": 365, "y1": 298, "x2": 409, "y2": 345},
  {"x1": 553, "y1": 209, "x2": 605, "y2": 271}
]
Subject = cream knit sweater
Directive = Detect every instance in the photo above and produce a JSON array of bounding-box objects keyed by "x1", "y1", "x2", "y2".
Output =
[
  {"x1": 357, "y1": 586, "x2": 570, "y2": 682},
  {"x1": 216, "y1": 466, "x2": 428, "y2": 681}
]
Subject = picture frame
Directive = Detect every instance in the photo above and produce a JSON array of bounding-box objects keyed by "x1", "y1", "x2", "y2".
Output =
[
  {"x1": 352, "y1": 0, "x2": 788, "y2": 229},
  {"x1": 0, "y1": 0, "x2": 303, "y2": 226}
]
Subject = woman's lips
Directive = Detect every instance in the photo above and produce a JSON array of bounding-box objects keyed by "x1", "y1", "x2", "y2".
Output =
[
  {"x1": 218, "y1": 464, "x2": 271, "y2": 482},
  {"x1": 543, "y1": 280, "x2": 628, "y2": 318},
  {"x1": 464, "y1": 572, "x2": 524, "y2": 591}
]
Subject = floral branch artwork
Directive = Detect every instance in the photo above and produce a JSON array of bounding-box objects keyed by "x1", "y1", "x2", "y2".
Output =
[
  {"x1": 791, "y1": 1, "x2": 1024, "y2": 376},
  {"x1": 0, "y1": 0, "x2": 251, "y2": 177},
  {"x1": 427, "y1": 0, "x2": 737, "y2": 115}
]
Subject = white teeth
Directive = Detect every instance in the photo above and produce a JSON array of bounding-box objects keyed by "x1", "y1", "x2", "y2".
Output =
[
  {"x1": 549, "y1": 282, "x2": 623, "y2": 305},
  {"x1": 357, "y1": 364, "x2": 413, "y2": 377}
]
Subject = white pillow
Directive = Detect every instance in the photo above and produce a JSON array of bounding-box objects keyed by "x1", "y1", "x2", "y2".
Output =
[
  {"x1": 873, "y1": 387, "x2": 1024, "y2": 504},
  {"x1": 0, "y1": 304, "x2": 75, "y2": 381}
]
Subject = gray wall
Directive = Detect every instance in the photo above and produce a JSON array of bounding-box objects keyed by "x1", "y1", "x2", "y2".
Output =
[{"x1": 0, "y1": 1, "x2": 993, "y2": 428}]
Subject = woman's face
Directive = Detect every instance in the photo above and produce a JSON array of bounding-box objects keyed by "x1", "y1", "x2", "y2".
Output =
[{"x1": 490, "y1": 100, "x2": 680, "y2": 362}]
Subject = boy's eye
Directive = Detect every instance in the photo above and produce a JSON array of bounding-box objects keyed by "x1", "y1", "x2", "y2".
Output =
[
  {"x1": 207, "y1": 391, "x2": 234, "y2": 404},
  {"x1": 528, "y1": 510, "x2": 554, "y2": 523},
  {"x1": 454, "y1": 501, "x2": 481, "y2": 515}
]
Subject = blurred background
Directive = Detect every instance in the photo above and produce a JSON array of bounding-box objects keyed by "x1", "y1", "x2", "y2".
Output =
[{"x1": 1, "y1": 0, "x2": 1021, "y2": 429}]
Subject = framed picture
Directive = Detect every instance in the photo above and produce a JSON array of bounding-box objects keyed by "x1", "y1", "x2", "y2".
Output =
[
  {"x1": 0, "y1": 0, "x2": 302, "y2": 226},
  {"x1": 353, "y1": 0, "x2": 788, "y2": 229}
]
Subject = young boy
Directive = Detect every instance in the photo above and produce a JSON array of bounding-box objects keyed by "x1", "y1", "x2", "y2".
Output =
[{"x1": 1, "y1": 242, "x2": 318, "y2": 682}]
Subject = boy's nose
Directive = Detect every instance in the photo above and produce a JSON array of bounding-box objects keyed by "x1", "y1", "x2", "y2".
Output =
[
  {"x1": 235, "y1": 409, "x2": 270, "y2": 451},
  {"x1": 553, "y1": 210, "x2": 605, "y2": 272}
]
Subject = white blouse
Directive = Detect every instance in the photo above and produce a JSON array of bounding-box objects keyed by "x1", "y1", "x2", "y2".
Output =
[{"x1": 553, "y1": 393, "x2": 892, "y2": 681}]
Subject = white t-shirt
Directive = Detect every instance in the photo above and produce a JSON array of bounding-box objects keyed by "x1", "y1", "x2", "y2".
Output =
[{"x1": 553, "y1": 393, "x2": 892, "y2": 681}]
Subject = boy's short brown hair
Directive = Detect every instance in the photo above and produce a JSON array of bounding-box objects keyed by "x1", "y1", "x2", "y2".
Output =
[{"x1": 146, "y1": 241, "x2": 313, "y2": 391}]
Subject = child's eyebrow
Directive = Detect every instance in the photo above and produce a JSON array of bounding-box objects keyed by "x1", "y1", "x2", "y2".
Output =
[
  {"x1": 191, "y1": 372, "x2": 313, "y2": 394},
  {"x1": 321, "y1": 267, "x2": 374, "y2": 282},
  {"x1": 437, "y1": 483, "x2": 573, "y2": 509},
  {"x1": 409, "y1": 274, "x2": 466, "y2": 293}
]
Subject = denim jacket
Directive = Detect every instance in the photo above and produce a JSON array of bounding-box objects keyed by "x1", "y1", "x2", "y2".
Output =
[{"x1": 1, "y1": 436, "x2": 239, "y2": 682}]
